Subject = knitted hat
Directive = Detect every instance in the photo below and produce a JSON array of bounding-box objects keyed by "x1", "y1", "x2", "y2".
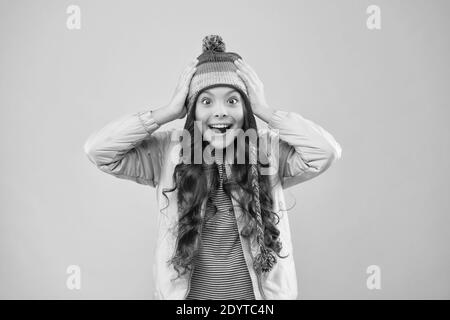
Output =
[
  {"x1": 185, "y1": 35, "x2": 248, "y2": 114},
  {"x1": 186, "y1": 35, "x2": 277, "y2": 274}
]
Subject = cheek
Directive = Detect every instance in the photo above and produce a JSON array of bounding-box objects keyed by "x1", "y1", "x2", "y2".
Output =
[
  {"x1": 194, "y1": 108, "x2": 211, "y2": 134},
  {"x1": 233, "y1": 106, "x2": 245, "y2": 127},
  {"x1": 195, "y1": 107, "x2": 208, "y2": 123}
]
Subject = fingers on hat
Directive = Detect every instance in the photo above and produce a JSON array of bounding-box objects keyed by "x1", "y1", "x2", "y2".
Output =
[
  {"x1": 237, "y1": 59, "x2": 258, "y2": 80},
  {"x1": 182, "y1": 63, "x2": 196, "y2": 79},
  {"x1": 237, "y1": 68, "x2": 256, "y2": 88},
  {"x1": 245, "y1": 63, "x2": 259, "y2": 80}
]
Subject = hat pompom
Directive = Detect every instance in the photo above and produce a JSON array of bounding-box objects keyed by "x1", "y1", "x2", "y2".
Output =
[{"x1": 202, "y1": 35, "x2": 226, "y2": 53}]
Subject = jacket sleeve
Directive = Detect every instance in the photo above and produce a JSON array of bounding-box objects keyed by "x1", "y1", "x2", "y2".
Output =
[
  {"x1": 83, "y1": 110, "x2": 171, "y2": 187},
  {"x1": 267, "y1": 110, "x2": 342, "y2": 188}
]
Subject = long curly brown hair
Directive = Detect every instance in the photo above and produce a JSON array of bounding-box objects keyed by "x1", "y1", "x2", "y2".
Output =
[{"x1": 162, "y1": 85, "x2": 285, "y2": 278}]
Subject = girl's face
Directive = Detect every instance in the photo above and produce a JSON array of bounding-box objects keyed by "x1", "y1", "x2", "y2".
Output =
[{"x1": 195, "y1": 86, "x2": 245, "y2": 150}]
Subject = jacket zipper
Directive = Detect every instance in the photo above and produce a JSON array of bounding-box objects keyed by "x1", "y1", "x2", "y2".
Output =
[
  {"x1": 256, "y1": 270, "x2": 267, "y2": 300},
  {"x1": 184, "y1": 267, "x2": 194, "y2": 299},
  {"x1": 252, "y1": 248, "x2": 267, "y2": 300}
]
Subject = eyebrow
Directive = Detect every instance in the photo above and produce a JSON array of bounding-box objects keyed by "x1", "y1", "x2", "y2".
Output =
[{"x1": 202, "y1": 88, "x2": 238, "y2": 95}]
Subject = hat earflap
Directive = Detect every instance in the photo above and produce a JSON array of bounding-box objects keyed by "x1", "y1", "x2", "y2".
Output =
[{"x1": 246, "y1": 106, "x2": 277, "y2": 274}]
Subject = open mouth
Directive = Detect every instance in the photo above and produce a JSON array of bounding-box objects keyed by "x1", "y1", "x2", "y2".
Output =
[{"x1": 208, "y1": 123, "x2": 233, "y2": 134}]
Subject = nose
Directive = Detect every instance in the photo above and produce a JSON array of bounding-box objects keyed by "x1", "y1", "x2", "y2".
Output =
[{"x1": 212, "y1": 103, "x2": 228, "y2": 118}]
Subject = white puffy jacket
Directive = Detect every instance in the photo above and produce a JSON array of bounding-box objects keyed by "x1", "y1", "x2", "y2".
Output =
[{"x1": 84, "y1": 109, "x2": 342, "y2": 299}]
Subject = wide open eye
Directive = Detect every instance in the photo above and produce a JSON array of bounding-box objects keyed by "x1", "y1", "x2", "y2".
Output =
[
  {"x1": 228, "y1": 97, "x2": 239, "y2": 104},
  {"x1": 201, "y1": 97, "x2": 211, "y2": 105}
]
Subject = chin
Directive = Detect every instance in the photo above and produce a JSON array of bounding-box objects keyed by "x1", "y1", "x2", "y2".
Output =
[{"x1": 204, "y1": 129, "x2": 238, "y2": 150}]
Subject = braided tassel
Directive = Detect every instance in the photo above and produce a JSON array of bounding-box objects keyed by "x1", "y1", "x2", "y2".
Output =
[
  {"x1": 249, "y1": 140, "x2": 277, "y2": 274},
  {"x1": 253, "y1": 243, "x2": 277, "y2": 274}
]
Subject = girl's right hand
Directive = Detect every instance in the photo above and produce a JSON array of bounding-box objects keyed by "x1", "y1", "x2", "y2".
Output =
[{"x1": 168, "y1": 58, "x2": 198, "y2": 119}]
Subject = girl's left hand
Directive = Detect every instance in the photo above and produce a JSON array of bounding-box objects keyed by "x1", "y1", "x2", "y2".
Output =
[{"x1": 234, "y1": 59, "x2": 269, "y2": 116}]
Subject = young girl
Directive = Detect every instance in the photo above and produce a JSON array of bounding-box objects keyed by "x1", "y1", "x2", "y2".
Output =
[{"x1": 84, "y1": 35, "x2": 342, "y2": 300}]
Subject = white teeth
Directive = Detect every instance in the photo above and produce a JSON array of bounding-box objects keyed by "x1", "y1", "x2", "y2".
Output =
[{"x1": 209, "y1": 124, "x2": 231, "y2": 129}]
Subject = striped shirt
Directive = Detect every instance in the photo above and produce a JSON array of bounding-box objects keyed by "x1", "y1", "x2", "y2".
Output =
[{"x1": 186, "y1": 163, "x2": 255, "y2": 300}]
